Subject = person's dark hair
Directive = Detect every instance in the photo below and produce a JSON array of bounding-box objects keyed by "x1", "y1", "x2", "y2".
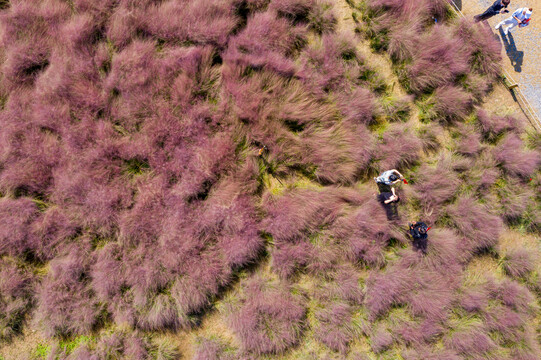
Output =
[{"x1": 389, "y1": 174, "x2": 398, "y2": 182}]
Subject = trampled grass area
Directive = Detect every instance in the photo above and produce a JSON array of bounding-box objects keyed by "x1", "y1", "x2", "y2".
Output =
[{"x1": 0, "y1": 0, "x2": 540, "y2": 359}]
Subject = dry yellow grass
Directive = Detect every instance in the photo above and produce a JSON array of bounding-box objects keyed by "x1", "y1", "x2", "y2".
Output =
[{"x1": 0, "y1": 328, "x2": 47, "y2": 360}]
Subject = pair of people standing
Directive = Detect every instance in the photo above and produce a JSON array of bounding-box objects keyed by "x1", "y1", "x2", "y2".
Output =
[
  {"x1": 495, "y1": 7, "x2": 533, "y2": 35},
  {"x1": 474, "y1": 0, "x2": 533, "y2": 35},
  {"x1": 374, "y1": 169, "x2": 429, "y2": 254}
]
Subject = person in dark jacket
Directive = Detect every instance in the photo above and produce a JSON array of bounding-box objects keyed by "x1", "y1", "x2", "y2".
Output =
[
  {"x1": 474, "y1": 0, "x2": 510, "y2": 22},
  {"x1": 408, "y1": 221, "x2": 429, "y2": 254},
  {"x1": 378, "y1": 188, "x2": 400, "y2": 220}
]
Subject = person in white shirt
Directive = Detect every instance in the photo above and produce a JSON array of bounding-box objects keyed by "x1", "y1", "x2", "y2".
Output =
[{"x1": 495, "y1": 7, "x2": 533, "y2": 35}]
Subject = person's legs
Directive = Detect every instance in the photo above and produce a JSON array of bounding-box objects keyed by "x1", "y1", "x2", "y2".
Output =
[
  {"x1": 495, "y1": 17, "x2": 514, "y2": 29},
  {"x1": 505, "y1": 21, "x2": 518, "y2": 34}
]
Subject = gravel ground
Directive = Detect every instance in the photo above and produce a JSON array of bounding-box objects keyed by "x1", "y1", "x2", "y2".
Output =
[{"x1": 456, "y1": 0, "x2": 541, "y2": 117}]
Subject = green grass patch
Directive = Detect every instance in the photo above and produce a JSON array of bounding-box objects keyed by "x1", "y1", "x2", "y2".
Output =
[
  {"x1": 123, "y1": 158, "x2": 150, "y2": 176},
  {"x1": 59, "y1": 335, "x2": 93, "y2": 355},
  {"x1": 32, "y1": 343, "x2": 50, "y2": 359}
]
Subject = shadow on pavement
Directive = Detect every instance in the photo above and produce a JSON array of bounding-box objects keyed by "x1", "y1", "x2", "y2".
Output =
[{"x1": 499, "y1": 27, "x2": 523, "y2": 72}]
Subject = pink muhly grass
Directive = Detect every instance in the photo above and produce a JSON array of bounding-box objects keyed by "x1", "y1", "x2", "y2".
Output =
[
  {"x1": 330, "y1": 195, "x2": 391, "y2": 267},
  {"x1": 396, "y1": 319, "x2": 444, "y2": 346},
  {"x1": 405, "y1": 27, "x2": 469, "y2": 93},
  {"x1": 81, "y1": 331, "x2": 149, "y2": 360},
  {"x1": 0, "y1": 0, "x2": 70, "y2": 42},
  {"x1": 502, "y1": 247, "x2": 536, "y2": 279},
  {"x1": 314, "y1": 302, "x2": 356, "y2": 353},
  {"x1": 417, "y1": 122, "x2": 443, "y2": 152},
  {"x1": 0, "y1": 197, "x2": 39, "y2": 258},
  {"x1": 0, "y1": 0, "x2": 70, "y2": 88},
  {"x1": 271, "y1": 240, "x2": 312, "y2": 279},
  {"x1": 454, "y1": 18, "x2": 502, "y2": 79},
  {"x1": 105, "y1": 40, "x2": 158, "y2": 116},
  {"x1": 370, "y1": 325, "x2": 394, "y2": 353},
  {"x1": 106, "y1": 5, "x2": 149, "y2": 49},
  {"x1": 305, "y1": 237, "x2": 342, "y2": 276},
  {"x1": 321, "y1": 266, "x2": 364, "y2": 305},
  {"x1": 364, "y1": 267, "x2": 414, "y2": 319},
  {"x1": 484, "y1": 305, "x2": 524, "y2": 340},
  {"x1": 51, "y1": 167, "x2": 132, "y2": 237},
  {"x1": 496, "y1": 179, "x2": 533, "y2": 222},
  {"x1": 169, "y1": 253, "x2": 232, "y2": 320},
  {"x1": 30, "y1": 207, "x2": 80, "y2": 262},
  {"x1": 381, "y1": 95, "x2": 413, "y2": 124},
  {"x1": 226, "y1": 277, "x2": 305, "y2": 354},
  {"x1": 270, "y1": 0, "x2": 314, "y2": 22},
  {"x1": 34, "y1": 245, "x2": 99, "y2": 338},
  {"x1": 406, "y1": 279, "x2": 454, "y2": 321},
  {"x1": 460, "y1": 287, "x2": 488, "y2": 313},
  {"x1": 368, "y1": 0, "x2": 447, "y2": 23},
  {"x1": 387, "y1": 21, "x2": 422, "y2": 63},
  {"x1": 366, "y1": 229, "x2": 460, "y2": 321},
  {"x1": 0, "y1": 259, "x2": 33, "y2": 340},
  {"x1": 306, "y1": 123, "x2": 374, "y2": 184},
  {"x1": 224, "y1": 11, "x2": 305, "y2": 76},
  {"x1": 72, "y1": 0, "x2": 118, "y2": 22},
  {"x1": 421, "y1": 228, "x2": 463, "y2": 271},
  {"x1": 509, "y1": 328, "x2": 541, "y2": 360},
  {"x1": 0, "y1": 125, "x2": 61, "y2": 196},
  {"x1": 338, "y1": 88, "x2": 376, "y2": 125},
  {"x1": 412, "y1": 164, "x2": 459, "y2": 222},
  {"x1": 118, "y1": 177, "x2": 168, "y2": 247},
  {"x1": 60, "y1": 14, "x2": 104, "y2": 54},
  {"x1": 456, "y1": 124, "x2": 482, "y2": 156},
  {"x1": 512, "y1": 348, "x2": 541, "y2": 360},
  {"x1": 90, "y1": 244, "x2": 124, "y2": 301},
  {"x1": 144, "y1": 0, "x2": 239, "y2": 48},
  {"x1": 476, "y1": 109, "x2": 524, "y2": 139},
  {"x1": 446, "y1": 326, "x2": 496, "y2": 356},
  {"x1": 2, "y1": 42, "x2": 51, "y2": 88},
  {"x1": 137, "y1": 293, "x2": 183, "y2": 331},
  {"x1": 298, "y1": 31, "x2": 361, "y2": 96},
  {"x1": 95, "y1": 332, "x2": 124, "y2": 359},
  {"x1": 402, "y1": 347, "x2": 462, "y2": 360},
  {"x1": 429, "y1": 86, "x2": 473, "y2": 124},
  {"x1": 197, "y1": 195, "x2": 262, "y2": 268},
  {"x1": 64, "y1": 345, "x2": 94, "y2": 360},
  {"x1": 262, "y1": 187, "x2": 346, "y2": 242},
  {"x1": 445, "y1": 197, "x2": 503, "y2": 254},
  {"x1": 368, "y1": 0, "x2": 435, "y2": 24},
  {"x1": 307, "y1": 0, "x2": 337, "y2": 34},
  {"x1": 496, "y1": 279, "x2": 535, "y2": 314},
  {"x1": 374, "y1": 122, "x2": 422, "y2": 171},
  {"x1": 462, "y1": 73, "x2": 492, "y2": 102},
  {"x1": 194, "y1": 338, "x2": 236, "y2": 360},
  {"x1": 493, "y1": 133, "x2": 541, "y2": 178},
  {"x1": 123, "y1": 333, "x2": 149, "y2": 360}
]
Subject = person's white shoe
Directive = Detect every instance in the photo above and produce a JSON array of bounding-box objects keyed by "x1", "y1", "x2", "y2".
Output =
[
  {"x1": 495, "y1": 24, "x2": 500, "y2": 29},
  {"x1": 504, "y1": 27, "x2": 509, "y2": 35}
]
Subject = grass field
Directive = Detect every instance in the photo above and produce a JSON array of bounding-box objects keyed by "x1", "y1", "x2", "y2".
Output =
[{"x1": 0, "y1": 0, "x2": 540, "y2": 359}]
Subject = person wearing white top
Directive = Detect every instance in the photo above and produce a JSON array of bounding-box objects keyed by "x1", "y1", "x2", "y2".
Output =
[{"x1": 495, "y1": 7, "x2": 533, "y2": 35}]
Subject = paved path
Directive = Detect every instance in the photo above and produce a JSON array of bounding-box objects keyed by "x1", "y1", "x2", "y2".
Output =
[{"x1": 457, "y1": 0, "x2": 541, "y2": 118}]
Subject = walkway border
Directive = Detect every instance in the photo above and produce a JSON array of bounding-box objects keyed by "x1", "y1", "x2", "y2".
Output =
[{"x1": 448, "y1": 0, "x2": 541, "y2": 131}]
